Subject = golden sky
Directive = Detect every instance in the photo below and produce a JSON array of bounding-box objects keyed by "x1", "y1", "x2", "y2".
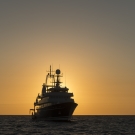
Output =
[{"x1": 0, "y1": 0, "x2": 135, "y2": 115}]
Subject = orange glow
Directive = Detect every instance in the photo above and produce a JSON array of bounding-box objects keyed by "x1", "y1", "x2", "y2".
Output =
[{"x1": 0, "y1": 1, "x2": 135, "y2": 115}]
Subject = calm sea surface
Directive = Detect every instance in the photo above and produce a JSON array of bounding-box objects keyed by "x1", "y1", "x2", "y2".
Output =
[{"x1": 0, "y1": 115, "x2": 135, "y2": 135}]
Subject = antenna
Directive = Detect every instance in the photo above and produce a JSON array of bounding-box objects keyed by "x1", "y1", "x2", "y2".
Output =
[
  {"x1": 52, "y1": 63, "x2": 53, "y2": 73},
  {"x1": 50, "y1": 65, "x2": 51, "y2": 77},
  {"x1": 65, "y1": 71, "x2": 66, "y2": 86}
]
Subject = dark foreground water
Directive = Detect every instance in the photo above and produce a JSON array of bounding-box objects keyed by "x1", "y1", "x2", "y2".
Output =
[{"x1": 0, "y1": 115, "x2": 135, "y2": 135}]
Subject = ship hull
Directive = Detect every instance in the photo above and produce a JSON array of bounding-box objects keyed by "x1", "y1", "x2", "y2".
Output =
[{"x1": 35, "y1": 102, "x2": 78, "y2": 121}]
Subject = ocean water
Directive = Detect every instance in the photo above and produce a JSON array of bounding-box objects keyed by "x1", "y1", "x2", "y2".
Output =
[{"x1": 0, "y1": 115, "x2": 135, "y2": 135}]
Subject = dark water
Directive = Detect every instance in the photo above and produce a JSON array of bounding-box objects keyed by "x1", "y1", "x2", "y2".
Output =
[{"x1": 0, "y1": 115, "x2": 135, "y2": 135}]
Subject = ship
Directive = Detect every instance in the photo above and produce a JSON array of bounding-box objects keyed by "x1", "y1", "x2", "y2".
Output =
[{"x1": 30, "y1": 66, "x2": 78, "y2": 121}]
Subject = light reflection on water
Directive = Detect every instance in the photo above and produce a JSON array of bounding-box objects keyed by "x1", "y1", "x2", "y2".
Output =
[{"x1": 0, "y1": 115, "x2": 135, "y2": 135}]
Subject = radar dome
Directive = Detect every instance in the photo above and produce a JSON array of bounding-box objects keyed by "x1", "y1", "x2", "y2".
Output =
[{"x1": 56, "y1": 69, "x2": 61, "y2": 74}]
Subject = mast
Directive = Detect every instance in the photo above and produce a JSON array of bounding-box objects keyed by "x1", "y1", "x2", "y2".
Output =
[{"x1": 56, "y1": 69, "x2": 61, "y2": 87}]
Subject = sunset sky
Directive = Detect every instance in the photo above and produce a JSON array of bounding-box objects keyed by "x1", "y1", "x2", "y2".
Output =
[{"x1": 0, "y1": 0, "x2": 135, "y2": 115}]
